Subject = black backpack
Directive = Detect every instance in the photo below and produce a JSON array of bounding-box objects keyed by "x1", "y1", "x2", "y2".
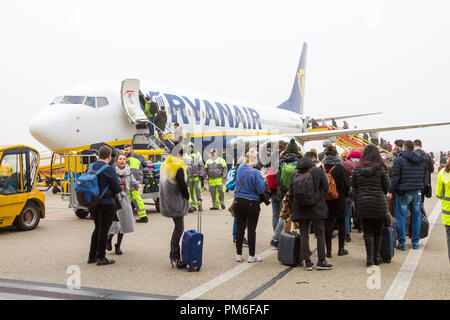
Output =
[
  {"x1": 292, "y1": 167, "x2": 317, "y2": 207},
  {"x1": 150, "y1": 102, "x2": 159, "y2": 115}
]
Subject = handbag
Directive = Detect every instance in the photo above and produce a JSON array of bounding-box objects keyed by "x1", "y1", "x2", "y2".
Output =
[{"x1": 228, "y1": 167, "x2": 253, "y2": 217}]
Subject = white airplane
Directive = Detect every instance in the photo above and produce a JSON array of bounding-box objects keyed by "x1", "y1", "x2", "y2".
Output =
[{"x1": 29, "y1": 43, "x2": 450, "y2": 156}]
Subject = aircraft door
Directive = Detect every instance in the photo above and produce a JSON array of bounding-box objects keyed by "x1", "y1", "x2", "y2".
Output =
[{"x1": 121, "y1": 79, "x2": 149, "y2": 125}]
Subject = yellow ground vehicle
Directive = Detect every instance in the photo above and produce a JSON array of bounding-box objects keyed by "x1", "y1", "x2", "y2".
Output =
[{"x1": 0, "y1": 145, "x2": 45, "y2": 231}]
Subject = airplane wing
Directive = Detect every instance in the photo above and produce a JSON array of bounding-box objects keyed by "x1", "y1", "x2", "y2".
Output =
[
  {"x1": 309, "y1": 112, "x2": 382, "y2": 122},
  {"x1": 293, "y1": 121, "x2": 450, "y2": 143}
]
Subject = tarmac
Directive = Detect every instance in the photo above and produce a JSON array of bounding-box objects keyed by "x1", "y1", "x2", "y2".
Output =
[{"x1": 0, "y1": 173, "x2": 448, "y2": 300}]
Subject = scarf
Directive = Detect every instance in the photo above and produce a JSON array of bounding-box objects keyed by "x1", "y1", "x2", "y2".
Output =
[{"x1": 115, "y1": 165, "x2": 131, "y2": 177}]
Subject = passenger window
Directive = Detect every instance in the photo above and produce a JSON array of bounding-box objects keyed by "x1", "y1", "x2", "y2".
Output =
[
  {"x1": 97, "y1": 97, "x2": 109, "y2": 108},
  {"x1": 0, "y1": 154, "x2": 22, "y2": 194},
  {"x1": 85, "y1": 97, "x2": 96, "y2": 108}
]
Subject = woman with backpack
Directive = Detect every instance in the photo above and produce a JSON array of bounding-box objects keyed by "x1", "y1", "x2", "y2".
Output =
[
  {"x1": 233, "y1": 148, "x2": 266, "y2": 263},
  {"x1": 351, "y1": 144, "x2": 391, "y2": 267},
  {"x1": 106, "y1": 153, "x2": 139, "y2": 255},
  {"x1": 322, "y1": 146, "x2": 351, "y2": 258}
]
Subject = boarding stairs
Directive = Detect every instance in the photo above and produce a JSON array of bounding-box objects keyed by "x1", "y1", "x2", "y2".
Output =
[{"x1": 308, "y1": 126, "x2": 390, "y2": 154}]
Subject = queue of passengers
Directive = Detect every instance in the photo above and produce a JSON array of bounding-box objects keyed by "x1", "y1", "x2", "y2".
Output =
[{"x1": 86, "y1": 137, "x2": 450, "y2": 268}]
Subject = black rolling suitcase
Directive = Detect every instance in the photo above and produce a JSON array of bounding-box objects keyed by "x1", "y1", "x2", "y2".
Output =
[
  {"x1": 278, "y1": 232, "x2": 301, "y2": 267},
  {"x1": 381, "y1": 217, "x2": 397, "y2": 263}
]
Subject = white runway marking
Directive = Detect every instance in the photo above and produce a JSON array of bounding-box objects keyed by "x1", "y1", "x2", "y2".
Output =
[
  {"x1": 384, "y1": 201, "x2": 442, "y2": 300},
  {"x1": 176, "y1": 249, "x2": 276, "y2": 300}
]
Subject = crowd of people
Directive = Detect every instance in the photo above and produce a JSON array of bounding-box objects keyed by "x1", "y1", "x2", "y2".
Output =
[{"x1": 85, "y1": 135, "x2": 450, "y2": 269}]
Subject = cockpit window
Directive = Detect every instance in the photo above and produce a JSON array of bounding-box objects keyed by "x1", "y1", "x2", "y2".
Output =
[
  {"x1": 50, "y1": 96, "x2": 64, "y2": 104},
  {"x1": 61, "y1": 96, "x2": 85, "y2": 104},
  {"x1": 85, "y1": 97, "x2": 96, "y2": 108},
  {"x1": 97, "y1": 97, "x2": 109, "y2": 108}
]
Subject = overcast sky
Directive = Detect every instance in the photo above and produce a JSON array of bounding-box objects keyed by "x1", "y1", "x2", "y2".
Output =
[{"x1": 1, "y1": 0, "x2": 449, "y2": 155}]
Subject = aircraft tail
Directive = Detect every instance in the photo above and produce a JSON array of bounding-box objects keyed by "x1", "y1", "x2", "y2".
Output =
[{"x1": 276, "y1": 42, "x2": 307, "y2": 115}]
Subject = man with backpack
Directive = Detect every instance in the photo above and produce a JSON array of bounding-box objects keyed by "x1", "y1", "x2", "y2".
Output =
[
  {"x1": 87, "y1": 146, "x2": 122, "y2": 266},
  {"x1": 290, "y1": 151, "x2": 332, "y2": 270},
  {"x1": 144, "y1": 98, "x2": 159, "y2": 136},
  {"x1": 322, "y1": 146, "x2": 351, "y2": 258},
  {"x1": 414, "y1": 139, "x2": 434, "y2": 204}
]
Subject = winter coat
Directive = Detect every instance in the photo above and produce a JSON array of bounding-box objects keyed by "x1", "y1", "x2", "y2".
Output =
[
  {"x1": 390, "y1": 150, "x2": 428, "y2": 193},
  {"x1": 234, "y1": 164, "x2": 266, "y2": 202},
  {"x1": 159, "y1": 155, "x2": 190, "y2": 218},
  {"x1": 290, "y1": 157, "x2": 329, "y2": 221},
  {"x1": 154, "y1": 109, "x2": 167, "y2": 132},
  {"x1": 351, "y1": 163, "x2": 390, "y2": 219},
  {"x1": 343, "y1": 160, "x2": 356, "y2": 179},
  {"x1": 323, "y1": 156, "x2": 351, "y2": 219}
]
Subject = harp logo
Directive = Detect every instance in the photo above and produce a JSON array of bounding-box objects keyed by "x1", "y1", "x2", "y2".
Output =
[{"x1": 297, "y1": 68, "x2": 305, "y2": 97}]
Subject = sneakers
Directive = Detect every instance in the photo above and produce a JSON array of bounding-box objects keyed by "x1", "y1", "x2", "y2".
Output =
[
  {"x1": 396, "y1": 243, "x2": 406, "y2": 251},
  {"x1": 247, "y1": 255, "x2": 262, "y2": 263},
  {"x1": 96, "y1": 257, "x2": 115, "y2": 266},
  {"x1": 316, "y1": 261, "x2": 333, "y2": 270},
  {"x1": 269, "y1": 239, "x2": 279, "y2": 248},
  {"x1": 338, "y1": 248, "x2": 349, "y2": 256},
  {"x1": 305, "y1": 261, "x2": 314, "y2": 271},
  {"x1": 221, "y1": 204, "x2": 226, "y2": 209},
  {"x1": 236, "y1": 254, "x2": 243, "y2": 262},
  {"x1": 412, "y1": 243, "x2": 419, "y2": 250}
]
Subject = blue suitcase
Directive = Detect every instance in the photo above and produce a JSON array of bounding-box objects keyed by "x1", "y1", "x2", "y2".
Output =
[
  {"x1": 181, "y1": 209, "x2": 203, "y2": 272},
  {"x1": 381, "y1": 217, "x2": 397, "y2": 263}
]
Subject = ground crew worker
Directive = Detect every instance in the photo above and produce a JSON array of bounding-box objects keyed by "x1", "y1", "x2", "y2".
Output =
[
  {"x1": 184, "y1": 142, "x2": 206, "y2": 212},
  {"x1": 144, "y1": 98, "x2": 158, "y2": 136},
  {"x1": 124, "y1": 144, "x2": 148, "y2": 223},
  {"x1": 436, "y1": 159, "x2": 450, "y2": 261},
  {"x1": 205, "y1": 148, "x2": 227, "y2": 210}
]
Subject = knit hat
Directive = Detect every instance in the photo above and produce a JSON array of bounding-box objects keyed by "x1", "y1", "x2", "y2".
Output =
[
  {"x1": 323, "y1": 139, "x2": 332, "y2": 147},
  {"x1": 347, "y1": 150, "x2": 362, "y2": 160},
  {"x1": 285, "y1": 139, "x2": 299, "y2": 154}
]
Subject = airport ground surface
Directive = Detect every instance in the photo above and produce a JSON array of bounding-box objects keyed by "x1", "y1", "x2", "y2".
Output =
[{"x1": 0, "y1": 174, "x2": 448, "y2": 300}]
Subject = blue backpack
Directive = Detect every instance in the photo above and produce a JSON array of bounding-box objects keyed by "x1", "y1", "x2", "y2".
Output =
[
  {"x1": 226, "y1": 167, "x2": 236, "y2": 191},
  {"x1": 75, "y1": 163, "x2": 110, "y2": 208}
]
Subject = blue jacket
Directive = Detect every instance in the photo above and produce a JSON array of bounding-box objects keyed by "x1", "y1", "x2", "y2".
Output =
[
  {"x1": 234, "y1": 164, "x2": 266, "y2": 201},
  {"x1": 390, "y1": 150, "x2": 427, "y2": 193},
  {"x1": 91, "y1": 161, "x2": 122, "y2": 205}
]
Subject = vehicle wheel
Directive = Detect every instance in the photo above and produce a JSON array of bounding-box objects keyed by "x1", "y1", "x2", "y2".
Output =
[
  {"x1": 14, "y1": 202, "x2": 41, "y2": 231},
  {"x1": 154, "y1": 197, "x2": 160, "y2": 213},
  {"x1": 75, "y1": 209, "x2": 89, "y2": 219}
]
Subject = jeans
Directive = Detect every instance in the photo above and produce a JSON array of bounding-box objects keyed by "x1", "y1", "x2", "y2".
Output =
[
  {"x1": 89, "y1": 204, "x2": 115, "y2": 259},
  {"x1": 345, "y1": 200, "x2": 352, "y2": 235},
  {"x1": 272, "y1": 218, "x2": 285, "y2": 242},
  {"x1": 271, "y1": 193, "x2": 282, "y2": 231},
  {"x1": 395, "y1": 191, "x2": 422, "y2": 244},
  {"x1": 170, "y1": 217, "x2": 184, "y2": 260},
  {"x1": 235, "y1": 198, "x2": 261, "y2": 256},
  {"x1": 299, "y1": 219, "x2": 326, "y2": 262}
]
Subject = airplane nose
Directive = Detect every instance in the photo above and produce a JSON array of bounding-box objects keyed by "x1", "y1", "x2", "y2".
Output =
[{"x1": 29, "y1": 106, "x2": 70, "y2": 151}]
